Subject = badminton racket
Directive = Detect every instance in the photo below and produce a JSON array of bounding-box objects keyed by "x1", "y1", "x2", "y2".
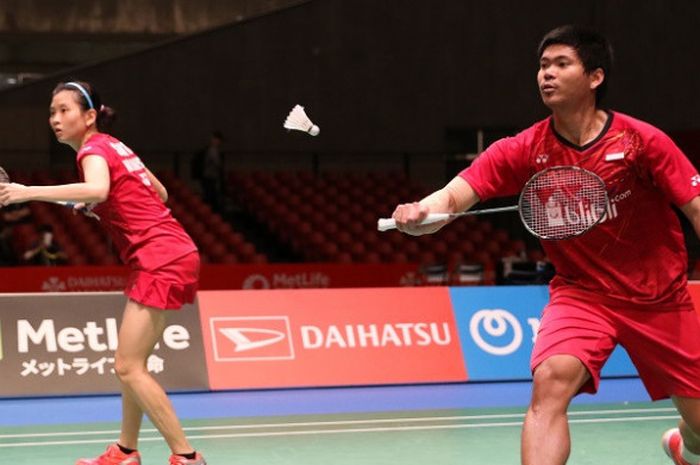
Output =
[
  {"x1": 0, "y1": 166, "x2": 100, "y2": 220},
  {"x1": 378, "y1": 166, "x2": 608, "y2": 240}
]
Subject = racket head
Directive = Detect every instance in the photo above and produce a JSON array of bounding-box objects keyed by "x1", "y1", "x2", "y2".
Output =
[
  {"x1": 518, "y1": 166, "x2": 608, "y2": 240},
  {"x1": 0, "y1": 166, "x2": 9, "y2": 183}
]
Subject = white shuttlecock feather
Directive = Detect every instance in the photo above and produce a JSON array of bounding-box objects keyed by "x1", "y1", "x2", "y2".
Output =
[{"x1": 283, "y1": 104, "x2": 320, "y2": 136}]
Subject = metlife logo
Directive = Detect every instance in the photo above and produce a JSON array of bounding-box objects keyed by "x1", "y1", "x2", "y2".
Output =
[{"x1": 0, "y1": 293, "x2": 209, "y2": 396}]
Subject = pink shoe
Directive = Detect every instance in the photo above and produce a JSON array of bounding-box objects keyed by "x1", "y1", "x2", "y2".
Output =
[
  {"x1": 663, "y1": 428, "x2": 693, "y2": 465},
  {"x1": 75, "y1": 443, "x2": 142, "y2": 465},
  {"x1": 168, "y1": 452, "x2": 207, "y2": 465}
]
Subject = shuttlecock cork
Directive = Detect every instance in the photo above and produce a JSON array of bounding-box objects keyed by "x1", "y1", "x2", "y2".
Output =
[{"x1": 283, "y1": 104, "x2": 320, "y2": 136}]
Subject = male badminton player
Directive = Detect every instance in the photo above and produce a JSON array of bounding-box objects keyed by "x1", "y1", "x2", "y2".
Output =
[
  {"x1": 391, "y1": 25, "x2": 700, "y2": 465},
  {"x1": 0, "y1": 81, "x2": 206, "y2": 465}
]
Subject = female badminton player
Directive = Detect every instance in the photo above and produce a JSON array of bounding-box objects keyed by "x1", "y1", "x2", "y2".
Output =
[{"x1": 0, "y1": 81, "x2": 206, "y2": 465}]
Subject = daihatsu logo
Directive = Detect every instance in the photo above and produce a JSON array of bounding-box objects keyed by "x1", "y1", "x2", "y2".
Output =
[
  {"x1": 219, "y1": 327, "x2": 286, "y2": 352},
  {"x1": 210, "y1": 317, "x2": 295, "y2": 362}
]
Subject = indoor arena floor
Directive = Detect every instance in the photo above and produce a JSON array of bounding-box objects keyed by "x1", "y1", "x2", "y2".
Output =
[{"x1": 0, "y1": 379, "x2": 678, "y2": 465}]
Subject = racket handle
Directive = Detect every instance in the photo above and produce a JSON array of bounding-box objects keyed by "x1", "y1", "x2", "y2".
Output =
[
  {"x1": 377, "y1": 213, "x2": 451, "y2": 232},
  {"x1": 377, "y1": 218, "x2": 397, "y2": 231},
  {"x1": 53, "y1": 200, "x2": 101, "y2": 221}
]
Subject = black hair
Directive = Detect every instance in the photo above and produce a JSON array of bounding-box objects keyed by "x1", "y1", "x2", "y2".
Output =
[
  {"x1": 52, "y1": 80, "x2": 117, "y2": 131},
  {"x1": 537, "y1": 25, "x2": 614, "y2": 104}
]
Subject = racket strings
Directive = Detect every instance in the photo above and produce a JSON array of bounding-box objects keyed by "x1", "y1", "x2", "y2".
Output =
[{"x1": 520, "y1": 168, "x2": 608, "y2": 240}]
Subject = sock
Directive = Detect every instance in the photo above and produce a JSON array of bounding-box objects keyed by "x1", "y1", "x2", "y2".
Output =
[
  {"x1": 117, "y1": 443, "x2": 137, "y2": 455},
  {"x1": 177, "y1": 451, "x2": 197, "y2": 460},
  {"x1": 682, "y1": 440, "x2": 700, "y2": 465}
]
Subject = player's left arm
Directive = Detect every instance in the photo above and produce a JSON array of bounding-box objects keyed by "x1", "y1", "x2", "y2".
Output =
[
  {"x1": 681, "y1": 197, "x2": 700, "y2": 239},
  {"x1": 638, "y1": 129, "x2": 700, "y2": 218},
  {"x1": 0, "y1": 155, "x2": 110, "y2": 206}
]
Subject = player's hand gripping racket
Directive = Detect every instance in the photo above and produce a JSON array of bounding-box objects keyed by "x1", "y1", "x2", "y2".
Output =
[
  {"x1": 0, "y1": 166, "x2": 100, "y2": 220},
  {"x1": 378, "y1": 166, "x2": 608, "y2": 240}
]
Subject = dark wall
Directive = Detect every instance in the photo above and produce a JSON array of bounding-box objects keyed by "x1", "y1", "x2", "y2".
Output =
[{"x1": 0, "y1": 0, "x2": 699, "y2": 171}]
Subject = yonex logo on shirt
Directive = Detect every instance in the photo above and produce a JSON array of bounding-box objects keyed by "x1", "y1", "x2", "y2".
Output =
[
  {"x1": 536, "y1": 154, "x2": 549, "y2": 164},
  {"x1": 691, "y1": 175, "x2": 700, "y2": 187}
]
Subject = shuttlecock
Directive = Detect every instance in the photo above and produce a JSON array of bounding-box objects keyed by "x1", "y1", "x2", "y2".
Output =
[{"x1": 283, "y1": 104, "x2": 320, "y2": 136}]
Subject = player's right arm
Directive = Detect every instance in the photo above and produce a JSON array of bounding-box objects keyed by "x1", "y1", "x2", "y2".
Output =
[
  {"x1": 392, "y1": 176, "x2": 480, "y2": 236},
  {"x1": 0, "y1": 155, "x2": 110, "y2": 206},
  {"x1": 391, "y1": 133, "x2": 528, "y2": 236}
]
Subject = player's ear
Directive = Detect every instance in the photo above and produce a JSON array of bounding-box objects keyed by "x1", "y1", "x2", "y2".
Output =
[
  {"x1": 589, "y1": 68, "x2": 605, "y2": 91},
  {"x1": 84, "y1": 108, "x2": 98, "y2": 128}
]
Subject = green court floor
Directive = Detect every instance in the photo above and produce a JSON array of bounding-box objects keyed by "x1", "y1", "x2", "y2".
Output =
[{"x1": 0, "y1": 401, "x2": 679, "y2": 464}]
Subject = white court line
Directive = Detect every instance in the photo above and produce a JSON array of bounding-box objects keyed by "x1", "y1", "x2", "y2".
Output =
[
  {"x1": 0, "y1": 406, "x2": 677, "y2": 440},
  {"x1": 0, "y1": 414, "x2": 680, "y2": 448}
]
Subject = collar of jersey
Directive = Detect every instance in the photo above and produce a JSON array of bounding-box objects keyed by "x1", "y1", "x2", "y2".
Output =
[{"x1": 549, "y1": 110, "x2": 614, "y2": 152}]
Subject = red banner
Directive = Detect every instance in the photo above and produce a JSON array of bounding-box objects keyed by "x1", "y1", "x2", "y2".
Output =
[
  {"x1": 0, "y1": 263, "x2": 419, "y2": 293},
  {"x1": 197, "y1": 288, "x2": 467, "y2": 389}
]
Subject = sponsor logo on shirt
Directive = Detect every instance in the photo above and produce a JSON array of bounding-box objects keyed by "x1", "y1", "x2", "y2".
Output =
[
  {"x1": 536, "y1": 154, "x2": 549, "y2": 164},
  {"x1": 691, "y1": 174, "x2": 700, "y2": 187},
  {"x1": 604, "y1": 152, "x2": 625, "y2": 161},
  {"x1": 599, "y1": 189, "x2": 632, "y2": 224},
  {"x1": 544, "y1": 188, "x2": 632, "y2": 228},
  {"x1": 109, "y1": 142, "x2": 135, "y2": 157}
]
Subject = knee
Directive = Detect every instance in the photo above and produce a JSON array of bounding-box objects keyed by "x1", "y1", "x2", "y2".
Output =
[
  {"x1": 530, "y1": 359, "x2": 587, "y2": 412},
  {"x1": 113, "y1": 355, "x2": 146, "y2": 382}
]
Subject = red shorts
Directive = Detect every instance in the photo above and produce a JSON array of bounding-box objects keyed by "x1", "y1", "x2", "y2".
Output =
[
  {"x1": 531, "y1": 296, "x2": 700, "y2": 400},
  {"x1": 125, "y1": 252, "x2": 200, "y2": 310}
]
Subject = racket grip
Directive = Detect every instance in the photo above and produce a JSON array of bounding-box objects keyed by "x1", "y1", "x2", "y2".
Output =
[
  {"x1": 377, "y1": 213, "x2": 451, "y2": 232},
  {"x1": 377, "y1": 218, "x2": 398, "y2": 231}
]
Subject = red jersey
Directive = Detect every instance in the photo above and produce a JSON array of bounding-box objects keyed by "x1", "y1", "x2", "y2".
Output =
[
  {"x1": 76, "y1": 133, "x2": 197, "y2": 270},
  {"x1": 461, "y1": 111, "x2": 700, "y2": 309}
]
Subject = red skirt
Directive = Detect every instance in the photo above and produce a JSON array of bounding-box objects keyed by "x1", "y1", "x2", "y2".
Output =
[{"x1": 125, "y1": 252, "x2": 200, "y2": 310}]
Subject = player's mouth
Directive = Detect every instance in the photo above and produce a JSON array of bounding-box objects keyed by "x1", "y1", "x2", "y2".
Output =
[{"x1": 541, "y1": 83, "x2": 557, "y2": 94}]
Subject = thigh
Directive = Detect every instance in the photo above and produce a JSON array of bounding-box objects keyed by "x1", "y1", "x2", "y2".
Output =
[
  {"x1": 117, "y1": 299, "x2": 168, "y2": 362},
  {"x1": 531, "y1": 298, "x2": 617, "y2": 395},
  {"x1": 618, "y1": 309, "x2": 700, "y2": 400}
]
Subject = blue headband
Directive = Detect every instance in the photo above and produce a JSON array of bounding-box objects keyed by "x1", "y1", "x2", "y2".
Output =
[{"x1": 65, "y1": 82, "x2": 95, "y2": 110}]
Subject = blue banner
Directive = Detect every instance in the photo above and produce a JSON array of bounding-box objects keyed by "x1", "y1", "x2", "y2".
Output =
[{"x1": 449, "y1": 286, "x2": 637, "y2": 381}]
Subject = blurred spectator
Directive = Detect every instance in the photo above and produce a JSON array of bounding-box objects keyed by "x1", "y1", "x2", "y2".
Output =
[
  {"x1": 0, "y1": 223, "x2": 16, "y2": 265},
  {"x1": 2, "y1": 203, "x2": 31, "y2": 225},
  {"x1": 23, "y1": 224, "x2": 67, "y2": 266},
  {"x1": 0, "y1": 203, "x2": 32, "y2": 266},
  {"x1": 192, "y1": 130, "x2": 225, "y2": 213}
]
